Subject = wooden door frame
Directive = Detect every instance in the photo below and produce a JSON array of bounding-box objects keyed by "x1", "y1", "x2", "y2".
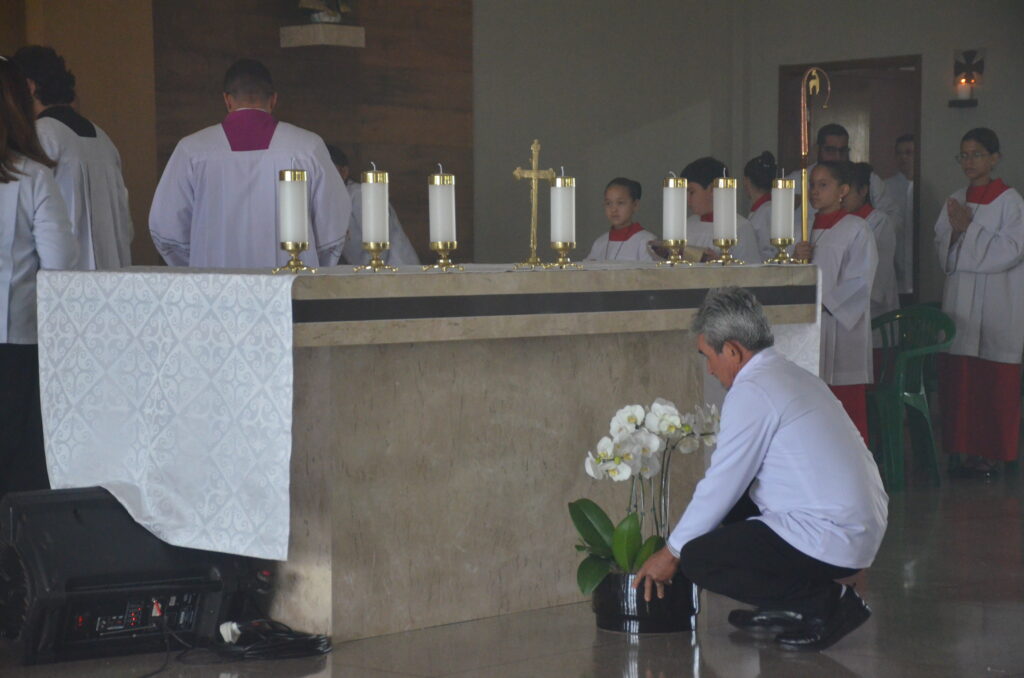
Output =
[{"x1": 778, "y1": 55, "x2": 922, "y2": 300}]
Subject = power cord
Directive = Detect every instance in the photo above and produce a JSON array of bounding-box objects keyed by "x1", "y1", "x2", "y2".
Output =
[{"x1": 177, "y1": 619, "x2": 331, "y2": 664}]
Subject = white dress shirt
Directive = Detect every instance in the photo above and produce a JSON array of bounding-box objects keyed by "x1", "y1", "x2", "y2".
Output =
[
  {"x1": 668, "y1": 348, "x2": 888, "y2": 569},
  {"x1": 0, "y1": 155, "x2": 78, "y2": 343}
]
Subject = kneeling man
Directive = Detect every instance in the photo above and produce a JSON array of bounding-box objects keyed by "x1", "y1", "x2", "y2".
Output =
[{"x1": 635, "y1": 286, "x2": 888, "y2": 651}]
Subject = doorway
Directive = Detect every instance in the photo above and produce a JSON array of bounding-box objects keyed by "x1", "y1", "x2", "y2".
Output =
[{"x1": 778, "y1": 56, "x2": 922, "y2": 302}]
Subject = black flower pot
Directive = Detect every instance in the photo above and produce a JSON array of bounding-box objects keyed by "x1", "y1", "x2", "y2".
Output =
[{"x1": 592, "y1": 573, "x2": 698, "y2": 633}]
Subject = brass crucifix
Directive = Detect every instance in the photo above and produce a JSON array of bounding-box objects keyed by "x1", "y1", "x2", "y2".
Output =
[{"x1": 513, "y1": 139, "x2": 556, "y2": 268}]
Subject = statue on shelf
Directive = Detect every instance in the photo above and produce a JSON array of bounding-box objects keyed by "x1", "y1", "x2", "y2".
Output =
[{"x1": 298, "y1": 0, "x2": 352, "y2": 24}]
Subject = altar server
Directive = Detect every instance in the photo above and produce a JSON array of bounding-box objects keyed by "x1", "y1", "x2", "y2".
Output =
[
  {"x1": 885, "y1": 134, "x2": 915, "y2": 294},
  {"x1": 789, "y1": 124, "x2": 903, "y2": 247},
  {"x1": 328, "y1": 145, "x2": 419, "y2": 266},
  {"x1": 150, "y1": 59, "x2": 348, "y2": 269},
  {"x1": 635, "y1": 287, "x2": 887, "y2": 652},
  {"x1": 681, "y1": 157, "x2": 761, "y2": 264},
  {"x1": 743, "y1": 151, "x2": 779, "y2": 261},
  {"x1": 0, "y1": 57, "x2": 77, "y2": 496},
  {"x1": 847, "y1": 162, "x2": 898, "y2": 323},
  {"x1": 794, "y1": 162, "x2": 877, "y2": 441},
  {"x1": 934, "y1": 128, "x2": 1024, "y2": 478},
  {"x1": 585, "y1": 177, "x2": 657, "y2": 261},
  {"x1": 12, "y1": 46, "x2": 132, "y2": 270}
]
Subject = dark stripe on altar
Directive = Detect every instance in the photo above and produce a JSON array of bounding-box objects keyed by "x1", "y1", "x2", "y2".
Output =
[{"x1": 292, "y1": 284, "x2": 817, "y2": 323}]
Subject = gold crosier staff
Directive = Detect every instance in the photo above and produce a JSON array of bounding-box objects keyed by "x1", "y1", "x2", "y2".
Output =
[{"x1": 799, "y1": 67, "x2": 831, "y2": 260}]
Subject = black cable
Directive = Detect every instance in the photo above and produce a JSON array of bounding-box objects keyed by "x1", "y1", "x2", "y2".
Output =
[
  {"x1": 176, "y1": 619, "x2": 331, "y2": 665},
  {"x1": 134, "y1": 614, "x2": 170, "y2": 678}
]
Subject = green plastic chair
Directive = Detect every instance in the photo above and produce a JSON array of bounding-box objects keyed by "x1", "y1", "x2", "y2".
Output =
[{"x1": 868, "y1": 305, "x2": 956, "y2": 490}]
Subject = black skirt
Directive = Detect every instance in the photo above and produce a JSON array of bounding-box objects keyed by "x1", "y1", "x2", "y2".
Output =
[{"x1": 0, "y1": 343, "x2": 49, "y2": 498}]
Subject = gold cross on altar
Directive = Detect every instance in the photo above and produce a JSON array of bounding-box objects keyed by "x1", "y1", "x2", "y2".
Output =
[{"x1": 513, "y1": 139, "x2": 556, "y2": 267}]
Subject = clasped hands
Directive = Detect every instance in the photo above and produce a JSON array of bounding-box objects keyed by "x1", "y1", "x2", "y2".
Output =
[
  {"x1": 631, "y1": 547, "x2": 680, "y2": 602},
  {"x1": 947, "y1": 198, "x2": 972, "y2": 236}
]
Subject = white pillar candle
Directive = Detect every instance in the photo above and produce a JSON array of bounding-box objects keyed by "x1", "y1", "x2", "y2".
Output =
[
  {"x1": 770, "y1": 179, "x2": 796, "y2": 239},
  {"x1": 712, "y1": 177, "x2": 737, "y2": 240},
  {"x1": 361, "y1": 169, "x2": 389, "y2": 244},
  {"x1": 428, "y1": 172, "x2": 456, "y2": 242},
  {"x1": 956, "y1": 81, "x2": 972, "y2": 100},
  {"x1": 277, "y1": 170, "x2": 309, "y2": 243},
  {"x1": 550, "y1": 176, "x2": 575, "y2": 243},
  {"x1": 662, "y1": 176, "x2": 687, "y2": 241}
]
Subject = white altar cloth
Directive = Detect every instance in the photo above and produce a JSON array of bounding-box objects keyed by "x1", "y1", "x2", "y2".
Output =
[{"x1": 37, "y1": 271, "x2": 295, "y2": 560}]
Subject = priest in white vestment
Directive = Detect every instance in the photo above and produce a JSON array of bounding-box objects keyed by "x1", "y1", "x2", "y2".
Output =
[
  {"x1": 13, "y1": 46, "x2": 133, "y2": 270},
  {"x1": 150, "y1": 59, "x2": 349, "y2": 269}
]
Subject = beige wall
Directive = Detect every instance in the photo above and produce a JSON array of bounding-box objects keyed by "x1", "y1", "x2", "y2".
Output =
[
  {"x1": 22, "y1": 0, "x2": 161, "y2": 265},
  {"x1": 474, "y1": 0, "x2": 1024, "y2": 302}
]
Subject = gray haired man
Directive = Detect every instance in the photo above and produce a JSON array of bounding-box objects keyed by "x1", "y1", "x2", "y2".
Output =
[{"x1": 634, "y1": 286, "x2": 888, "y2": 651}]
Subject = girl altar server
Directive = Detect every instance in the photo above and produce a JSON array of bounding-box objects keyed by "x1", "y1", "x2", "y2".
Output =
[
  {"x1": 743, "y1": 151, "x2": 780, "y2": 261},
  {"x1": 0, "y1": 57, "x2": 78, "y2": 496},
  {"x1": 585, "y1": 177, "x2": 657, "y2": 261},
  {"x1": 794, "y1": 162, "x2": 877, "y2": 441},
  {"x1": 934, "y1": 128, "x2": 1024, "y2": 478},
  {"x1": 847, "y1": 162, "x2": 899, "y2": 323},
  {"x1": 681, "y1": 157, "x2": 761, "y2": 264}
]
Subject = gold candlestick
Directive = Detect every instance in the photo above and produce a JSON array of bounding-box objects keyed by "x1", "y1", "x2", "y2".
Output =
[
  {"x1": 657, "y1": 239, "x2": 690, "y2": 266},
  {"x1": 423, "y1": 241, "x2": 463, "y2": 272},
  {"x1": 354, "y1": 242, "x2": 397, "y2": 272},
  {"x1": 766, "y1": 237, "x2": 796, "y2": 264},
  {"x1": 545, "y1": 241, "x2": 581, "y2": 269},
  {"x1": 710, "y1": 238, "x2": 743, "y2": 265},
  {"x1": 513, "y1": 139, "x2": 556, "y2": 269},
  {"x1": 272, "y1": 241, "x2": 316, "y2": 274}
]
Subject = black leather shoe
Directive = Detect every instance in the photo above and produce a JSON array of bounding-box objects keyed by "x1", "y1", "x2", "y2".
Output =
[
  {"x1": 775, "y1": 588, "x2": 870, "y2": 652},
  {"x1": 728, "y1": 608, "x2": 806, "y2": 634}
]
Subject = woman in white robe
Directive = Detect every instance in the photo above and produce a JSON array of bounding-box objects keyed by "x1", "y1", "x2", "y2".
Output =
[
  {"x1": 934, "y1": 128, "x2": 1024, "y2": 477},
  {"x1": 681, "y1": 157, "x2": 761, "y2": 264},
  {"x1": 0, "y1": 58, "x2": 78, "y2": 496},
  {"x1": 794, "y1": 162, "x2": 877, "y2": 442},
  {"x1": 585, "y1": 177, "x2": 657, "y2": 262}
]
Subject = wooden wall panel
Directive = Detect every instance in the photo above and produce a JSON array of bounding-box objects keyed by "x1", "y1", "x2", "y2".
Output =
[{"x1": 152, "y1": 0, "x2": 473, "y2": 262}]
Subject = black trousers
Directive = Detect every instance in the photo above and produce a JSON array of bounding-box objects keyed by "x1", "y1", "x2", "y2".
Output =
[
  {"x1": 679, "y1": 492, "x2": 859, "y2": 620},
  {"x1": 0, "y1": 344, "x2": 50, "y2": 498}
]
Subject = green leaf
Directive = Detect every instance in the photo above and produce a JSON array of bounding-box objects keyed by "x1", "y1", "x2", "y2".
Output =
[
  {"x1": 612, "y1": 513, "x2": 642, "y2": 572},
  {"x1": 577, "y1": 554, "x2": 612, "y2": 594},
  {"x1": 568, "y1": 499, "x2": 614, "y2": 558},
  {"x1": 633, "y1": 535, "x2": 665, "y2": 570}
]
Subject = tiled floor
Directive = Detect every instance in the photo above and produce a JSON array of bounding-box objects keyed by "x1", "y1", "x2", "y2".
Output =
[{"x1": 3, "y1": 474, "x2": 1024, "y2": 677}]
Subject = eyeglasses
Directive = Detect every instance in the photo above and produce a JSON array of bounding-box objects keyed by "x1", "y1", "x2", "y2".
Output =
[
  {"x1": 954, "y1": 151, "x2": 990, "y2": 163},
  {"x1": 821, "y1": 145, "x2": 850, "y2": 156}
]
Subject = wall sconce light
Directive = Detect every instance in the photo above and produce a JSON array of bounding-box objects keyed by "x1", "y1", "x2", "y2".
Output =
[{"x1": 949, "y1": 49, "x2": 984, "y2": 108}]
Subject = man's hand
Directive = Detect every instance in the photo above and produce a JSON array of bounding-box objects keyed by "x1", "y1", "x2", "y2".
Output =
[
  {"x1": 631, "y1": 547, "x2": 680, "y2": 602},
  {"x1": 793, "y1": 240, "x2": 813, "y2": 261}
]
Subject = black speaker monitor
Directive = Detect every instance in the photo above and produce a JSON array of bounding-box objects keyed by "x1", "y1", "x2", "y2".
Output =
[{"x1": 0, "y1": 487, "x2": 252, "y2": 665}]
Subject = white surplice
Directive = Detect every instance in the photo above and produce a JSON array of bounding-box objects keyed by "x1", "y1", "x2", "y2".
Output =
[
  {"x1": 790, "y1": 165, "x2": 903, "y2": 253},
  {"x1": 585, "y1": 229, "x2": 658, "y2": 261},
  {"x1": 667, "y1": 347, "x2": 888, "y2": 568},
  {"x1": 813, "y1": 214, "x2": 878, "y2": 385},
  {"x1": 934, "y1": 185, "x2": 1024, "y2": 363},
  {"x1": 340, "y1": 182, "x2": 419, "y2": 266},
  {"x1": 747, "y1": 199, "x2": 776, "y2": 261},
  {"x1": 686, "y1": 213, "x2": 762, "y2": 264},
  {"x1": 149, "y1": 122, "x2": 349, "y2": 269},
  {"x1": 37, "y1": 111, "x2": 133, "y2": 270},
  {"x1": 885, "y1": 172, "x2": 914, "y2": 294},
  {"x1": 862, "y1": 208, "x2": 899, "y2": 322},
  {"x1": 0, "y1": 155, "x2": 78, "y2": 343}
]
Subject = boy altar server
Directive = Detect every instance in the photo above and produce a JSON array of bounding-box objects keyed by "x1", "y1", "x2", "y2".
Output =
[{"x1": 150, "y1": 59, "x2": 348, "y2": 269}]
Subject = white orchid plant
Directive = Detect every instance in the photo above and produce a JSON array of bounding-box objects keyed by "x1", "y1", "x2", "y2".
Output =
[{"x1": 569, "y1": 398, "x2": 719, "y2": 594}]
